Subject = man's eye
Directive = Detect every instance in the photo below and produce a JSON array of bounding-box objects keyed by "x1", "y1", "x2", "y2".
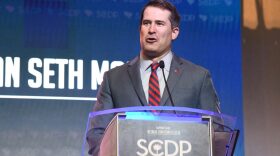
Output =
[
  {"x1": 143, "y1": 22, "x2": 150, "y2": 25},
  {"x1": 157, "y1": 22, "x2": 164, "y2": 26}
]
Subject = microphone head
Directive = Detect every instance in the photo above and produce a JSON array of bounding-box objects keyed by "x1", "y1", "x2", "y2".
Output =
[{"x1": 159, "y1": 60, "x2": 165, "y2": 69}]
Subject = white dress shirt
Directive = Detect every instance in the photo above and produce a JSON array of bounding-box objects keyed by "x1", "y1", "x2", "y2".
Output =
[{"x1": 139, "y1": 51, "x2": 173, "y2": 103}]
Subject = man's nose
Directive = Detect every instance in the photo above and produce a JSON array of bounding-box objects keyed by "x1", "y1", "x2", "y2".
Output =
[{"x1": 148, "y1": 24, "x2": 156, "y2": 33}]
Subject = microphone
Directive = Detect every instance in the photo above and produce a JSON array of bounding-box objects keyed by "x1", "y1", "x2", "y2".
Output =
[{"x1": 159, "y1": 60, "x2": 175, "y2": 108}]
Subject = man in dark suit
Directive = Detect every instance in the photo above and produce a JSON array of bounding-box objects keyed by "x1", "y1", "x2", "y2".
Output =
[{"x1": 87, "y1": 0, "x2": 220, "y2": 155}]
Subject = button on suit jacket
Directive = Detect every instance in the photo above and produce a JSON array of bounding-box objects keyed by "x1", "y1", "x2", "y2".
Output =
[{"x1": 86, "y1": 55, "x2": 220, "y2": 155}]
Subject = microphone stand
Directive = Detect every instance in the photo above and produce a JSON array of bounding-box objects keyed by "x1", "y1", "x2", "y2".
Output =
[{"x1": 159, "y1": 61, "x2": 176, "y2": 111}]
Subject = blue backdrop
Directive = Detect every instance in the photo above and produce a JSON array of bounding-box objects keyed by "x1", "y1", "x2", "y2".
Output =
[{"x1": 0, "y1": 0, "x2": 243, "y2": 155}]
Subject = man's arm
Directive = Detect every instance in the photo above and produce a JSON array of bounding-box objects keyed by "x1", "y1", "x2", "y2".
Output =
[
  {"x1": 86, "y1": 72, "x2": 114, "y2": 156},
  {"x1": 199, "y1": 71, "x2": 221, "y2": 113},
  {"x1": 198, "y1": 71, "x2": 225, "y2": 131}
]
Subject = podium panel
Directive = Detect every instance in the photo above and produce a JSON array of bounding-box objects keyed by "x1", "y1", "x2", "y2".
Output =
[{"x1": 100, "y1": 112, "x2": 214, "y2": 156}]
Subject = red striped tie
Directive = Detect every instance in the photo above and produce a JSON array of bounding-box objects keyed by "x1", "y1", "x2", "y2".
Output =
[{"x1": 148, "y1": 63, "x2": 160, "y2": 107}]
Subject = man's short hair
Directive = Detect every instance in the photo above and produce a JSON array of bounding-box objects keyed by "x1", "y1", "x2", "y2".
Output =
[{"x1": 140, "y1": 0, "x2": 181, "y2": 28}]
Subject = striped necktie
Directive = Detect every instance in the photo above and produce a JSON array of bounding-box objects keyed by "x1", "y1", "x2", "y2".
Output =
[{"x1": 148, "y1": 63, "x2": 160, "y2": 106}]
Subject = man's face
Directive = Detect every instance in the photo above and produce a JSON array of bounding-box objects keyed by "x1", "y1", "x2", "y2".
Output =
[{"x1": 140, "y1": 6, "x2": 179, "y2": 60}]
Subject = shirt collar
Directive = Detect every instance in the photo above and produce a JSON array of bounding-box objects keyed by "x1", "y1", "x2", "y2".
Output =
[{"x1": 140, "y1": 51, "x2": 173, "y2": 72}]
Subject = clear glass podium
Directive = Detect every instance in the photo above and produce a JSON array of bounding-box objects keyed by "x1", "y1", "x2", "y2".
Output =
[{"x1": 82, "y1": 106, "x2": 239, "y2": 156}]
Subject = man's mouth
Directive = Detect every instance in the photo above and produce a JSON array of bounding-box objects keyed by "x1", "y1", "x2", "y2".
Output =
[{"x1": 146, "y1": 37, "x2": 157, "y2": 43}]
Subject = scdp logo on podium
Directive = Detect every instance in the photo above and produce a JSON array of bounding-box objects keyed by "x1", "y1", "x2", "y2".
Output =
[{"x1": 136, "y1": 139, "x2": 192, "y2": 156}]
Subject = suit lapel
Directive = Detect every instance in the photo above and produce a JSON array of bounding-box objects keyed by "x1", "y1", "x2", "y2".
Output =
[
  {"x1": 160, "y1": 55, "x2": 184, "y2": 106},
  {"x1": 127, "y1": 56, "x2": 148, "y2": 106}
]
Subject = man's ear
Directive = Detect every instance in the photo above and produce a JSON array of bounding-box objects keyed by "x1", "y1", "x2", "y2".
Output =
[{"x1": 172, "y1": 27, "x2": 179, "y2": 40}]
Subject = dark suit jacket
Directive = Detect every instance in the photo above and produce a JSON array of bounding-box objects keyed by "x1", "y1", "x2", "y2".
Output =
[{"x1": 86, "y1": 55, "x2": 220, "y2": 155}]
